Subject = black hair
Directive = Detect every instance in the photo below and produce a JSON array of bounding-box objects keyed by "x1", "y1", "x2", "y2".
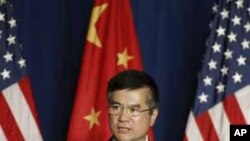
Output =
[{"x1": 107, "y1": 69, "x2": 159, "y2": 109}]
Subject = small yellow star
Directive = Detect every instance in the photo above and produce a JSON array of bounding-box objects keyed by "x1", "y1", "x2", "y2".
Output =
[
  {"x1": 84, "y1": 108, "x2": 101, "y2": 129},
  {"x1": 117, "y1": 48, "x2": 134, "y2": 69},
  {"x1": 87, "y1": 3, "x2": 108, "y2": 48}
]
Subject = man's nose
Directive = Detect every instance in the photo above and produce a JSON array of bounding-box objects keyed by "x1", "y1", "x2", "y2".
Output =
[{"x1": 118, "y1": 108, "x2": 130, "y2": 122}]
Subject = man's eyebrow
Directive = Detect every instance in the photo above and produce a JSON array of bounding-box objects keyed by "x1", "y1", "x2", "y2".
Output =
[
  {"x1": 128, "y1": 104, "x2": 141, "y2": 108},
  {"x1": 110, "y1": 101, "x2": 121, "y2": 105},
  {"x1": 110, "y1": 102, "x2": 141, "y2": 108}
]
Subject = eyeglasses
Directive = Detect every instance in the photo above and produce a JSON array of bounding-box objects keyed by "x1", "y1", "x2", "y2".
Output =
[{"x1": 108, "y1": 104, "x2": 154, "y2": 117}]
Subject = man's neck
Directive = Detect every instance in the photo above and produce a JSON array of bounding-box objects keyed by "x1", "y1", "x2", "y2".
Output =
[{"x1": 112, "y1": 135, "x2": 148, "y2": 141}]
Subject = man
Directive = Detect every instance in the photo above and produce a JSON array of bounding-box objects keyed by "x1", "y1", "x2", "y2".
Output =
[{"x1": 107, "y1": 70, "x2": 159, "y2": 141}]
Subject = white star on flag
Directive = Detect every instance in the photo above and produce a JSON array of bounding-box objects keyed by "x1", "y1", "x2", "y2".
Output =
[
  {"x1": 231, "y1": 15, "x2": 241, "y2": 26},
  {"x1": 8, "y1": 17, "x2": 17, "y2": 28},
  {"x1": 241, "y1": 39, "x2": 250, "y2": 49},
  {"x1": 220, "y1": 65, "x2": 229, "y2": 76},
  {"x1": 212, "y1": 42, "x2": 221, "y2": 53},
  {"x1": 203, "y1": 75, "x2": 212, "y2": 86},
  {"x1": 220, "y1": 9, "x2": 229, "y2": 19},
  {"x1": 3, "y1": 51, "x2": 13, "y2": 62},
  {"x1": 1, "y1": 68, "x2": 11, "y2": 80},
  {"x1": 216, "y1": 26, "x2": 226, "y2": 36},
  {"x1": 6, "y1": 34, "x2": 16, "y2": 45},
  {"x1": 236, "y1": 55, "x2": 246, "y2": 66},
  {"x1": 198, "y1": 93, "x2": 208, "y2": 103},
  {"x1": 244, "y1": 22, "x2": 250, "y2": 32},
  {"x1": 227, "y1": 32, "x2": 237, "y2": 42},
  {"x1": 216, "y1": 82, "x2": 225, "y2": 93},
  {"x1": 208, "y1": 59, "x2": 217, "y2": 70},
  {"x1": 232, "y1": 72, "x2": 242, "y2": 83},
  {"x1": 235, "y1": 0, "x2": 244, "y2": 9},
  {"x1": 224, "y1": 49, "x2": 233, "y2": 59}
]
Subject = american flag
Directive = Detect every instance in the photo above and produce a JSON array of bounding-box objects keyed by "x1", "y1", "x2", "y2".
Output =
[
  {"x1": 184, "y1": 0, "x2": 250, "y2": 141},
  {"x1": 0, "y1": 0, "x2": 43, "y2": 140}
]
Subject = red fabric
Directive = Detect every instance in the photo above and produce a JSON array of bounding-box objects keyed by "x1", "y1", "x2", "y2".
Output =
[{"x1": 67, "y1": 0, "x2": 155, "y2": 140}]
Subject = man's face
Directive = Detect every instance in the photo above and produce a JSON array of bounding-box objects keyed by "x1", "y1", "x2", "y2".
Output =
[{"x1": 108, "y1": 88, "x2": 158, "y2": 141}]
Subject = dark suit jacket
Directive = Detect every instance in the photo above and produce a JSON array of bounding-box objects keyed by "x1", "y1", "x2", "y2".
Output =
[
  {"x1": 108, "y1": 136, "x2": 113, "y2": 141},
  {"x1": 108, "y1": 136, "x2": 149, "y2": 141},
  {"x1": 108, "y1": 136, "x2": 115, "y2": 141}
]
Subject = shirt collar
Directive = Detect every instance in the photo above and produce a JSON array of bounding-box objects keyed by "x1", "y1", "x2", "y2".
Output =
[{"x1": 112, "y1": 135, "x2": 148, "y2": 141}]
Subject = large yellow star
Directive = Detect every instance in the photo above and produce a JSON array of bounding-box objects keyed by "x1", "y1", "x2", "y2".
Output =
[
  {"x1": 84, "y1": 108, "x2": 101, "y2": 129},
  {"x1": 87, "y1": 3, "x2": 108, "y2": 48},
  {"x1": 117, "y1": 48, "x2": 134, "y2": 69}
]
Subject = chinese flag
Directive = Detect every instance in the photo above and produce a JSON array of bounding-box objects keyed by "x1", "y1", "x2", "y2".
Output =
[{"x1": 67, "y1": 0, "x2": 154, "y2": 140}]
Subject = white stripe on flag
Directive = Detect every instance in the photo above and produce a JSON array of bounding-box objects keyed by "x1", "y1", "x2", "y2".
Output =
[
  {"x1": 0, "y1": 126, "x2": 7, "y2": 141},
  {"x1": 235, "y1": 85, "x2": 250, "y2": 124},
  {"x1": 3, "y1": 83, "x2": 43, "y2": 141},
  {"x1": 208, "y1": 102, "x2": 230, "y2": 141},
  {"x1": 185, "y1": 112, "x2": 203, "y2": 141}
]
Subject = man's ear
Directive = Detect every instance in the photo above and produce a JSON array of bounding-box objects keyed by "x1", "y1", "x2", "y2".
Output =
[{"x1": 150, "y1": 109, "x2": 158, "y2": 126}]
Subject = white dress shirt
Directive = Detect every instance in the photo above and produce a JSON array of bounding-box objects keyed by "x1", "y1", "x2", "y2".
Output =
[{"x1": 112, "y1": 135, "x2": 149, "y2": 141}]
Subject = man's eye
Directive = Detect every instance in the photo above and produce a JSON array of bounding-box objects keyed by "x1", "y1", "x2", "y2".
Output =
[
  {"x1": 129, "y1": 107, "x2": 139, "y2": 113},
  {"x1": 111, "y1": 105, "x2": 120, "y2": 110}
]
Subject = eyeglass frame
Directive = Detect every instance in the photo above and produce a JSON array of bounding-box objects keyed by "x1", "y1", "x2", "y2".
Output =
[{"x1": 108, "y1": 103, "x2": 155, "y2": 117}]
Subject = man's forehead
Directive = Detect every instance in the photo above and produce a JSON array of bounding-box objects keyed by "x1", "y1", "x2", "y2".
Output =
[
  {"x1": 112, "y1": 87, "x2": 150, "y2": 97},
  {"x1": 111, "y1": 90, "x2": 149, "y2": 106},
  {"x1": 113, "y1": 88, "x2": 148, "y2": 95}
]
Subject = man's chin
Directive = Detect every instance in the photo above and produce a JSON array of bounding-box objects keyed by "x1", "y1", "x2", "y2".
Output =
[{"x1": 114, "y1": 133, "x2": 133, "y2": 141}]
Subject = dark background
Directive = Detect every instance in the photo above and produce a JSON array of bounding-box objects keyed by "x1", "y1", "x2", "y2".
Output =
[{"x1": 12, "y1": 0, "x2": 214, "y2": 140}]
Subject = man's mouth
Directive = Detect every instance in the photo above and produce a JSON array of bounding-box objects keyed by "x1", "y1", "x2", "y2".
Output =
[{"x1": 117, "y1": 126, "x2": 131, "y2": 133}]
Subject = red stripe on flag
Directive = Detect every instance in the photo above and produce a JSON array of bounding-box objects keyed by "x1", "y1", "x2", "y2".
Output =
[
  {"x1": 148, "y1": 127, "x2": 155, "y2": 141},
  {"x1": 196, "y1": 112, "x2": 219, "y2": 141},
  {"x1": 18, "y1": 76, "x2": 41, "y2": 129},
  {"x1": 0, "y1": 92, "x2": 24, "y2": 141},
  {"x1": 223, "y1": 94, "x2": 246, "y2": 124}
]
